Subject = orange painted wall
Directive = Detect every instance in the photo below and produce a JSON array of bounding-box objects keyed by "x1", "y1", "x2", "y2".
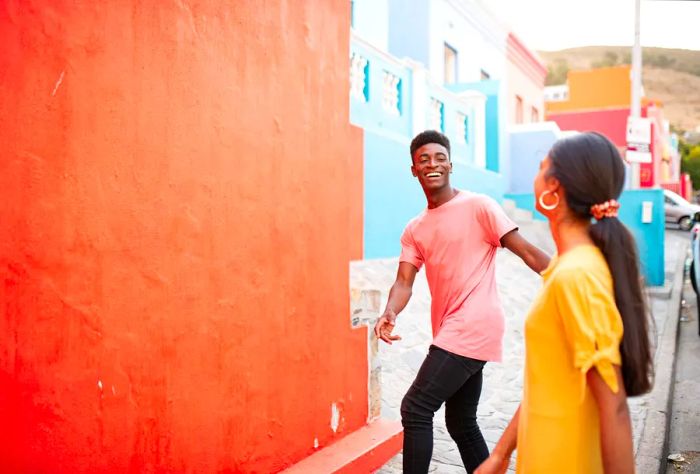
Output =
[
  {"x1": 545, "y1": 66, "x2": 632, "y2": 114},
  {"x1": 0, "y1": 1, "x2": 367, "y2": 473}
]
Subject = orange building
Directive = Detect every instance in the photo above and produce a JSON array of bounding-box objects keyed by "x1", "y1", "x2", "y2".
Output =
[
  {"x1": 546, "y1": 66, "x2": 633, "y2": 114},
  {"x1": 0, "y1": 2, "x2": 398, "y2": 472}
]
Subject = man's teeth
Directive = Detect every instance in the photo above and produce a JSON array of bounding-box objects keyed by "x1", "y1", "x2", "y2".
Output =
[{"x1": 426, "y1": 173, "x2": 441, "y2": 177}]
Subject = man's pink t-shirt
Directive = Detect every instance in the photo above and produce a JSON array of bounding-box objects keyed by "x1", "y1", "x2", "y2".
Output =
[{"x1": 399, "y1": 190, "x2": 517, "y2": 362}]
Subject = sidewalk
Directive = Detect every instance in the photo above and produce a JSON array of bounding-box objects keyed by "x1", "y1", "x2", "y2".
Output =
[
  {"x1": 664, "y1": 275, "x2": 700, "y2": 473},
  {"x1": 350, "y1": 227, "x2": 688, "y2": 473}
]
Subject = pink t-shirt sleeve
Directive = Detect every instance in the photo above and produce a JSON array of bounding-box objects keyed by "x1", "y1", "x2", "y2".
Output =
[
  {"x1": 477, "y1": 196, "x2": 518, "y2": 247},
  {"x1": 399, "y1": 225, "x2": 424, "y2": 270}
]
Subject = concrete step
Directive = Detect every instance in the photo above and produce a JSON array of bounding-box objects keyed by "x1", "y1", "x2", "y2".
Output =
[
  {"x1": 280, "y1": 419, "x2": 403, "y2": 474},
  {"x1": 502, "y1": 198, "x2": 517, "y2": 213},
  {"x1": 511, "y1": 207, "x2": 534, "y2": 223},
  {"x1": 502, "y1": 198, "x2": 534, "y2": 224}
]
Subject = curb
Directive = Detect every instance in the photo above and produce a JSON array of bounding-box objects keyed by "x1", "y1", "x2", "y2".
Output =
[
  {"x1": 635, "y1": 240, "x2": 688, "y2": 474},
  {"x1": 280, "y1": 419, "x2": 403, "y2": 474}
]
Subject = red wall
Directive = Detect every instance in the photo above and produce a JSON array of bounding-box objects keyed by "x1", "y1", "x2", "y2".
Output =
[
  {"x1": 0, "y1": 1, "x2": 367, "y2": 472},
  {"x1": 548, "y1": 107, "x2": 654, "y2": 185},
  {"x1": 640, "y1": 117, "x2": 658, "y2": 187},
  {"x1": 548, "y1": 105, "x2": 679, "y2": 189},
  {"x1": 682, "y1": 173, "x2": 693, "y2": 201},
  {"x1": 547, "y1": 108, "x2": 631, "y2": 146},
  {"x1": 640, "y1": 104, "x2": 666, "y2": 188}
]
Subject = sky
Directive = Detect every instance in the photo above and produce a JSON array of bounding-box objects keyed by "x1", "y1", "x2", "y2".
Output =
[{"x1": 485, "y1": 0, "x2": 700, "y2": 52}]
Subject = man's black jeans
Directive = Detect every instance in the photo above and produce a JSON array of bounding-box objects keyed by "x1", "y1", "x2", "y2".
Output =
[{"x1": 400, "y1": 345, "x2": 488, "y2": 474}]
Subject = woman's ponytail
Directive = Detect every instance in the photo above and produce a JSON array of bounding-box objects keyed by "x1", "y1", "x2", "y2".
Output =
[
  {"x1": 549, "y1": 132, "x2": 654, "y2": 396},
  {"x1": 590, "y1": 217, "x2": 653, "y2": 396}
]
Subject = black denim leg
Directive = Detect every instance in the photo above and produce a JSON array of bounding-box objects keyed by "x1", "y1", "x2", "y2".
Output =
[
  {"x1": 445, "y1": 365, "x2": 488, "y2": 473},
  {"x1": 400, "y1": 346, "x2": 486, "y2": 474}
]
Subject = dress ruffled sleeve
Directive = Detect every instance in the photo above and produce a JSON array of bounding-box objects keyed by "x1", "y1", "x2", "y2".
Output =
[{"x1": 552, "y1": 269, "x2": 624, "y2": 396}]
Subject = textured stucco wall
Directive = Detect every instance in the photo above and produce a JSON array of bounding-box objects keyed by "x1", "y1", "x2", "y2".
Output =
[{"x1": 0, "y1": 1, "x2": 367, "y2": 472}]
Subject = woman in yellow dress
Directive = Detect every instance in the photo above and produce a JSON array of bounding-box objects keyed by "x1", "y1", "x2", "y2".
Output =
[{"x1": 476, "y1": 132, "x2": 653, "y2": 474}]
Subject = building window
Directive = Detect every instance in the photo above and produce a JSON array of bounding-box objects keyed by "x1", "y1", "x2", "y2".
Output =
[
  {"x1": 515, "y1": 95, "x2": 524, "y2": 124},
  {"x1": 531, "y1": 107, "x2": 539, "y2": 122},
  {"x1": 480, "y1": 69, "x2": 490, "y2": 81},
  {"x1": 444, "y1": 43, "x2": 458, "y2": 85},
  {"x1": 548, "y1": 89, "x2": 569, "y2": 102}
]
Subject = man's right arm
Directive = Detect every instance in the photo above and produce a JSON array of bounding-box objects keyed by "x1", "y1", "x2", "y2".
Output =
[{"x1": 374, "y1": 262, "x2": 418, "y2": 344}]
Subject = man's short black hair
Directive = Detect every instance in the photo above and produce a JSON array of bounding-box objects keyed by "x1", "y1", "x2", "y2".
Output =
[{"x1": 410, "y1": 130, "x2": 451, "y2": 162}]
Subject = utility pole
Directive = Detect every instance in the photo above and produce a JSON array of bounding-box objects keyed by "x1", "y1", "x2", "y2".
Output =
[
  {"x1": 629, "y1": 0, "x2": 643, "y2": 188},
  {"x1": 631, "y1": 0, "x2": 642, "y2": 119},
  {"x1": 627, "y1": 0, "x2": 651, "y2": 189}
]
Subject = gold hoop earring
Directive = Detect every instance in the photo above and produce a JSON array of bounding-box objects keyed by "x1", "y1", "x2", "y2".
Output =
[{"x1": 538, "y1": 190, "x2": 559, "y2": 211}]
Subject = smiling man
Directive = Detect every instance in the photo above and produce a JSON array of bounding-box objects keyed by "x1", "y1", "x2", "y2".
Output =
[{"x1": 374, "y1": 130, "x2": 550, "y2": 474}]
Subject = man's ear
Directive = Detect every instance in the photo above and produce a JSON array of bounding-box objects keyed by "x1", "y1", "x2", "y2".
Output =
[{"x1": 411, "y1": 165, "x2": 417, "y2": 177}]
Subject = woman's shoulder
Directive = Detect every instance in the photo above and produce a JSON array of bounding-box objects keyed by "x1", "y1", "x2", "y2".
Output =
[{"x1": 551, "y1": 245, "x2": 612, "y2": 289}]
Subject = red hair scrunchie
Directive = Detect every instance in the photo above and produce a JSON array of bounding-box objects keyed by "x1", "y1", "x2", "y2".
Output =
[{"x1": 590, "y1": 199, "x2": 620, "y2": 220}]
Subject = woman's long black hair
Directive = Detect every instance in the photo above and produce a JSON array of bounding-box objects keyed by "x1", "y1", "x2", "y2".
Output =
[{"x1": 548, "y1": 131, "x2": 653, "y2": 396}]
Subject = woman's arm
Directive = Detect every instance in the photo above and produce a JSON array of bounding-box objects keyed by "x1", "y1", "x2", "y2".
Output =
[
  {"x1": 587, "y1": 365, "x2": 635, "y2": 473},
  {"x1": 475, "y1": 406, "x2": 520, "y2": 474}
]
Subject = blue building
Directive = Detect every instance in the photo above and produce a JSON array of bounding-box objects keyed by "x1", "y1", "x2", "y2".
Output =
[
  {"x1": 349, "y1": 0, "x2": 518, "y2": 258},
  {"x1": 349, "y1": 0, "x2": 666, "y2": 285},
  {"x1": 350, "y1": 34, "x2": 507, "y2": 258}
]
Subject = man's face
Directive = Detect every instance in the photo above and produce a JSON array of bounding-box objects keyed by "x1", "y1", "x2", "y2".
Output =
[{"x1": 411, "y1": 143, "x2": 452, "y2": 191}]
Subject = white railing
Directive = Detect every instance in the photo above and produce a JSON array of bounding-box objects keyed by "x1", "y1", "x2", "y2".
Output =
[
  {"x1": 382, "y1": 71, "x2": 401, "y2": 116},
  {"x1": 350, "y1": 52, "x2": 368, "y2": 102},
  {"x1": 428, "y1": 98, "x2": 444, "y2": 131},
  {"x1": 455, "y1": 112, "x2": 468, "y2": 144}
]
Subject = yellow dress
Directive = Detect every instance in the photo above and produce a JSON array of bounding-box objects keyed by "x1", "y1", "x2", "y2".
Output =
[{"x1": 516, "y1": 245, "x2": 623, "y2": 474}]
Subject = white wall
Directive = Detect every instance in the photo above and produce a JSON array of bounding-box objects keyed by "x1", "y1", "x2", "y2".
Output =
[
  {"x1": 427, "y1": 0, "x2": 508, "y2": 85},
  {"x1": 352, "y1": 0, "x2": 390, "y2": 51},
  {"x1": 507, "y1": 60, "x2": 545, "y2": 124},
  {"x1": 544, "y1": 85, "x2": 569, "y2": 102}
]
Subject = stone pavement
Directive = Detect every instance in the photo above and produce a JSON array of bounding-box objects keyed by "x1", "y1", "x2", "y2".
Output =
[
  {"x1": 350, "y1": 224, "x2": 688, "y2": 473},
  {"x1": 664, "y1": 276, "x2": 700, "y2": 473}
]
